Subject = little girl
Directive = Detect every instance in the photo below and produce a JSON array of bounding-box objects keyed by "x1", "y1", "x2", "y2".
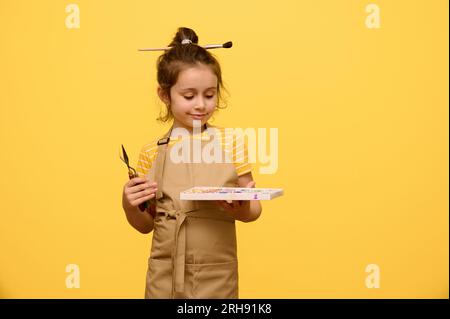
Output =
[{"x1": 121, "y1": 27, "x2": 262, "y2": 299}]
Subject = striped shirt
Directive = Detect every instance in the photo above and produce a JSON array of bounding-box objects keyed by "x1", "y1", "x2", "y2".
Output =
[{"x1": 136, "y1": 125, "x2": 252, "y2": 178}]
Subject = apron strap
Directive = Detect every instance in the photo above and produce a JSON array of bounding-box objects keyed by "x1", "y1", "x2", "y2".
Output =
[{"x1": 154, "y1": 127, "x2": 172, "y2": 200}]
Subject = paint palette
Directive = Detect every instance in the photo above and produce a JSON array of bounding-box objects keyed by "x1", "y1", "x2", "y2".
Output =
[{"x1": 180, "y1": 187, "x2": 284, "y2": 201}]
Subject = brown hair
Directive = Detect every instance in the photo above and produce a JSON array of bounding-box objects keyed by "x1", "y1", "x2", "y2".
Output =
[{"x1": 156, "y1": 27, "x2": 229, "y2": 122}]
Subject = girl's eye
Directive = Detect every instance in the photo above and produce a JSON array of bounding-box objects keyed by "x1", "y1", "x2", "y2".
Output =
[{"x1": 184, "y1": 95, "x2": 215, "y2": 100}]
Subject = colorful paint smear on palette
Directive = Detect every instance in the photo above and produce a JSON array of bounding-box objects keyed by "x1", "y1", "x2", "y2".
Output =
[{"x1": 180, "y1": 187, "x2": 284, "y2": 201}]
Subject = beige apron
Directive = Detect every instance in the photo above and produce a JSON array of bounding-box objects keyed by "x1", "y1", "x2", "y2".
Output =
[{"x1": 144, "y1": 124, "x2": 240, "y2": 299}]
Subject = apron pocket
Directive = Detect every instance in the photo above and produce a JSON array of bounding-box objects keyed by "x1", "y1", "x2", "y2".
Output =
[{"x1": 191, "y1": 259, "x2": 238, "y2": 299}]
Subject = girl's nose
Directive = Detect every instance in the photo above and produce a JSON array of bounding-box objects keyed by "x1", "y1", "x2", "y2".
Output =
[{"x1": 193, "y1": 101, "x2": 206, "y2": 111}]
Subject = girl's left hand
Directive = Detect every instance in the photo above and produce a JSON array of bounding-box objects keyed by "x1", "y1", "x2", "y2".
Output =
[{"x1": 215, "y1": 181, "x2": 256, "y2": 217}]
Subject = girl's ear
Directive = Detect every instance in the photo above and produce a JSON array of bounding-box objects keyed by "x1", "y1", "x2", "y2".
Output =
[{"x1": 157, "y1": 87, "x2": 170, "y2": 105}]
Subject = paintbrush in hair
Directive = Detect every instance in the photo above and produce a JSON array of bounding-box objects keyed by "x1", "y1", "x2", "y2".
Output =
[{"x1": 138, "y1": 41, "x2": 232, "y2": 51}]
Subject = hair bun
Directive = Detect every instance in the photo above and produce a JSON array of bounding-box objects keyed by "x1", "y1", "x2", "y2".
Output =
[{"x1": 169, "y1": 27, "x2": 199, "y2": 47}]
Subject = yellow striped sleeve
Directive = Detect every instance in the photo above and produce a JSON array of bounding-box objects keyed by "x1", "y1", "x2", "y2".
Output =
[
  {"x1": 136, "y1": 143, "x2": 159, "y2": 178},
  {"x1": 214, "y1": 126, "x2": 252, "y2": 177},
  {"x1": 230, "y1": 129, "x2": 252, "y2": 177},
  {"x1": 233, "y1": 142, "x2": 252, "y2": 176}
]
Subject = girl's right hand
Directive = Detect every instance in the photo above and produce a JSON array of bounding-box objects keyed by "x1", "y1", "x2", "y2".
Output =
[{"x1": 122, "y1": 177, "x2": 158, "y2": 211}]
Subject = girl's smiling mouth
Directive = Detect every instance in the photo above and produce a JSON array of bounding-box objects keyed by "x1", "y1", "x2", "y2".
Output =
[{"x1": 188, "y1": 113, "x2": 208, "y2": 119}]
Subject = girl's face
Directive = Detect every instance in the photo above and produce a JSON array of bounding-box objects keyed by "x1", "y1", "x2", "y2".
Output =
[{"x1": 161, "y1": 63, "x2": 218, "y2": 132}]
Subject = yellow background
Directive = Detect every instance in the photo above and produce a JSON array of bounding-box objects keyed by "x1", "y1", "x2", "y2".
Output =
[{"x1": 0, "y1": 0, "x2": 448, "y2": 298}]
